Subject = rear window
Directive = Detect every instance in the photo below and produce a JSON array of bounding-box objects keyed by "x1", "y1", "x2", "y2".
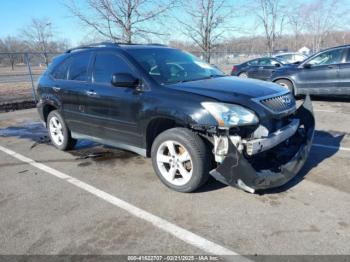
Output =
[{"x1": 68, "y1": 53, "x2": 91, "y2": 81}]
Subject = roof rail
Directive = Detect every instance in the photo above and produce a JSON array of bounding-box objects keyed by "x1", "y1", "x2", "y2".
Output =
[
  {"x1": 65, "y1": 42, "x2": 168, "y2": 53},
  {"x1": 114, "y1": 42, "x2": 167, "y2": 46},
  {"x1": 65, "y1": 42, "x2": 118, "y2": 53}
]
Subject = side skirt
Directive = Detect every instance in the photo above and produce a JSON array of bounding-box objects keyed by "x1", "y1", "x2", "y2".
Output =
[{"x1": 71, "y1": 132, "x2": 147, "y2": 157}]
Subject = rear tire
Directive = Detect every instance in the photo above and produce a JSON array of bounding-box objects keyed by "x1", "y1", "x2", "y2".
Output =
[
  {"x1": 238, "y1": 72, "x2": 248, "y2": 78},
  {"x1": 47, "y1": 110, "x2": 77, "y2": 151},
  {"x1": 275, "y1": 79, "x2": 294, "y2": 94},
  {"x1": 151, "y1": 128, "x2": 211, "y2": 193}
]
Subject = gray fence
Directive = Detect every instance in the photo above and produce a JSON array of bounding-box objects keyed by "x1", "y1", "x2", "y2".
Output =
[{"x1": 0, "y1": 52, "x2": 59, "y2": 109}]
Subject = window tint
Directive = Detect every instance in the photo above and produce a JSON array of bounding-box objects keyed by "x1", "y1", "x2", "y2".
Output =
[
  {"x1": 52, "y1": 58, "x2": 71, "y2": 80},
  {"x1": 93, "y1": 53, "x2": 132, "y2": 84},
  {"x1": 346, "y1": 48, "x2": 350, "y2": 63},
  {"x1": 259, "y1": 58, "x2": 279, "y2": 66},
  {"x1": 68, "y1": 53, "x2": 91, "y2": 81},
  {"x1": 247, "y1": 59, "x2": 258, "y2": 66},
  {"x1": 308, "y1": 48, "x2": 344, "y2": 66}
]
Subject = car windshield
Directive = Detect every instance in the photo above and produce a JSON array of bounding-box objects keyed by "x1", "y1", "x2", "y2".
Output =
[{"x1": 125, "y1": 48, "x2": 225, "y2": 85}]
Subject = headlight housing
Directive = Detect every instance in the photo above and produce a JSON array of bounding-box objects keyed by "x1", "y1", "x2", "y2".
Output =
[{"x1": 201, "y1": 102, "x2": 259, "y2": 127}]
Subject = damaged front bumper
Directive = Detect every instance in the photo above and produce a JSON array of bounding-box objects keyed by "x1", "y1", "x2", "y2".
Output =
[{"x1": 210, "y1": 95, "x2": 315, "y2": 193}]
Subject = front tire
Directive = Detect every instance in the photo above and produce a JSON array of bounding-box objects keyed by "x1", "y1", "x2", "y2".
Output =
[
  {"x1": 151, "y1": 128, "x2": 211, "y2": 193},
  {"x1": 47, "y1": 110, "x2": 77, "y2": 151}
]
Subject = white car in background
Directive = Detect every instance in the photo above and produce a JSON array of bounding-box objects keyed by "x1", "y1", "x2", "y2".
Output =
[{"x1": 273, "y1": 52, "x2": 308, "y2": 64}]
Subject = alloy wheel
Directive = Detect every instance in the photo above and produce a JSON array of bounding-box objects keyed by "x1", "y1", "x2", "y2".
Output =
[{"x1": 156, "y1": 140, "x2": 193, "y2": 186}]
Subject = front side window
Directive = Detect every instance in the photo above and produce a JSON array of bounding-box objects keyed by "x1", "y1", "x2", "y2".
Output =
[
  {"x1": 68, "y1": 53, "x2": 91, "y2": 81},
  {"x1": 247, "y1": 59, "x2": 258, "y2": 66},
  {"x1": 93, "y1": 53, "x2": 133, "y2": 84},
  {"x1": 259, "y1": 58, "x2": 281, "y2": 66},
  {"x1": 125, "y1": 48, "x2": 225, "y2": 85},
  {"x1": 308, "y1": 48, "x2": 344, "y2": 66}
]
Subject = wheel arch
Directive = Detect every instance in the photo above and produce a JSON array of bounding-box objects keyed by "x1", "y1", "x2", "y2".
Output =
[
  {"x1": 43, "y1": 103, "x2": 59, "y2": 124},
  {"x1": 272, "y1": 77, "x2": 298, "y2": 95},
  {"x1": 144, "y1": 117, "x2": 188, "y2": 157}
]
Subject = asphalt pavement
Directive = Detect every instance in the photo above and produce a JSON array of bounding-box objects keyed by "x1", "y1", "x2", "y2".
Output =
[{"x1": 0, "y1": 99, "x2": 349, "y2": 258}]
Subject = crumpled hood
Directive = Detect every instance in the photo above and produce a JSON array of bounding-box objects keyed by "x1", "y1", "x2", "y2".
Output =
[{"x1": 168, "y1": 76, "x2": 284, "y2": 103}]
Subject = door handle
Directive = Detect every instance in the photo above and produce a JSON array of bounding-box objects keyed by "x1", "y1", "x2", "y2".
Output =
[
  {"x1": 52, "y1": 86, "x2": 61, "y2": 92},
  {"x1": 259, "y1": 66, "x2": 264, "y2": 70},
  {"x1": 86, "y1": 90, "x2": 97, "y2": 96},
  {"x1": 328, "y1": 65, "x2": 336, "y2": 69}
]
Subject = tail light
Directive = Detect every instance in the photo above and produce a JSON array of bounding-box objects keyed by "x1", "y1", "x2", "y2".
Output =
[{"x1": 232, "y1": 66, "x2": 237, "y2": 72}]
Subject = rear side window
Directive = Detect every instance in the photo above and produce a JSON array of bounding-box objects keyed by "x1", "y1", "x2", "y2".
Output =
[
  {"x1": 52, "y1": 58, "x2": 71, "y2": 80},
  {"x1": 93, "y1": 53, "x2": 133, "y2": 84},
  {"x1": 346, "y1": 48, "x2": 350, "y2": 63},
  {"x1": 259, "y1": 58, "x2": 273, "y2": 65},
  {"x1": 68, "y1": 53, "x2": 91, "y2": 81},
  {"x1": 247, "y1": 59, "x2": 258, "y2": 66}
]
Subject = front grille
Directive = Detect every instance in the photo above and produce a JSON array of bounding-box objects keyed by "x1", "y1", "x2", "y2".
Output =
[{"x1": 260, "y1": 93, "x2": 296, "y2": 113}]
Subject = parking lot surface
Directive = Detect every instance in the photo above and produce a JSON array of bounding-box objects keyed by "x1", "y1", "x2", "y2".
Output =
[{"x1": 0, "y1": 99, "x2": 350, "y2": 256}]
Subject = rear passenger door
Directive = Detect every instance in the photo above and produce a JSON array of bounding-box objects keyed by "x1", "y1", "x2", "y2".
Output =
[
  {"x1": 337, "y1": 48, "x2": 350, "y2": 95},
  {"x1": 79, "y1": 51, "x2": 143, "y2": 148},
  {"x1": 50, "y1": 52, "x2": 92, "y2": 132},
  {"x1": 246, "y1": 59, "x2": 261, "y2": 79}
]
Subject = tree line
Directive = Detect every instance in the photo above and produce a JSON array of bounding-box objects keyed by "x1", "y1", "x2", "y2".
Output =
[{"x1": 1, "y1": 0, "x2": 349, "y2": 67}]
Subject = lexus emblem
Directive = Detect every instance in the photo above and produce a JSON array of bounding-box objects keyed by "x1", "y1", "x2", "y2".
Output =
[{"x1": 282, "y1": 96, "x2": 292, "y2": 106}]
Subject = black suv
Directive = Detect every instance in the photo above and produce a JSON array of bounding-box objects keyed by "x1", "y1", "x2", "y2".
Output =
[
  {"x1": 36, "y1": 42, "x2": 315, "y2": 193},
  {"x1": 271, "y1": 45, "x2": 350, "y2": 96}
]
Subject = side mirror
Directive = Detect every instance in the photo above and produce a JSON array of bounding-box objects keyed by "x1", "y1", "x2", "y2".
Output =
[
  {"x1": 303, "y1": 63, "x2": 311, "y2": 69},
  {"x1": 275, "y1": 63, "x2": 281, "y2": 68},
  {"x1": 111, "y1": 73, "x2": 139, "y2": 88}
]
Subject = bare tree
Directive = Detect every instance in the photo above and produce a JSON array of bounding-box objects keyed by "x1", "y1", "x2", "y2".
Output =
[
  {"x1": 286, "y1": 1, "x2": 305, "y2": 51},
  {"x1": 253, "y1": 0, "x2": 286, "y2": 54},
  {"x1": 65, "y1": 0, "x2": 176, "y2": 43},
  {"x1": 21, "y1": 18, "x2": 53, "y2": 65},
  {"x1": 301, "y1": 0, "x2": 345, "y2": 53},
  {"x1": 177, "y1": 0, "x2": 233, "y2": 63},
  {"x1": 1, "y1": 37, "x2": 25, "y2": 70}
]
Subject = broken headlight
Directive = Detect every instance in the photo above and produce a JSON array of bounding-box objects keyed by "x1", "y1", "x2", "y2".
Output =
[{"x1": 201, "y1": 102, "x2": 259, "y2": 127}]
